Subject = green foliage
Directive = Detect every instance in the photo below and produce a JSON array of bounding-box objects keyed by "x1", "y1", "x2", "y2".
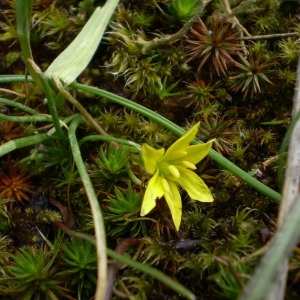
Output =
[
  {"x1": 78, "y1": 0, "x2": 96, "y2": 15},
  {"x1": 123, "y1": 56, "x2": 163, "y2": 97},
  {"x1": 139, "y1": 237, "x2": 183, "y2": 270},
  {"x1": 34, "y1": 7, "x2": 71, "y2": 40},
  {"x1": 90, "y1": 144, "x2": 131, "y2": 191},
  {"x1": 121, "y1": 110, "x2": 144, "y2": 135},
  {"x1": 0, "y1": 234, "x2": 11, "y2": 266},
  {"x1": 52, "y1": 165, "x2": 80, "y2": 188},
  {"x1": 229, "y1": 42, "x2": 276, "y2": 99},
  {"x1": 59, "y1": 237, "x2": 97, "y2": 300},
  {"x1": 106, "y1": 21, "x2": 142, "y2": 56},
  {"x1": 252, "y1": 14, "x2": 280, "y2": 34},
  {"x1": 19, "y1": 134, "x2": 73, "y2": 172},
  {"x1": 151, "y1": 77, "x2": 181, "y2": 100},
  {"x1": 167, "y1": 0, "x2": 200, "y2": 25},
  {"x1": 198, "y1": 115, "x2": 235, "y2": 154},
  {"x1": 116, "y1": 274, "x2": 153, "y2": 300},
  {"x1": 180, "y1": 203, "x2": 217, "y2": 239},
  {"x1": 277, "y1": 67, "x2": 297, "y2": 87},
  {"x1": 105, "y1": 16, "x2": 189, "y2": 99},
  {"x1": 141, "y1": 120, "x2": 173, "y2": 145},
  {"x1": 0, "y1": 198, "x2": 9, "y2": 220},
  {"x1": 1, "y1": 248, "x2": 70, "y2": 299},
  {"x1": 180, "y1": 252, "x2": 218, "y2": 281},
  {"x1": 0, "y1": 6, "x2": 18, "y2": 43},
  {"x1": 279, "y1": 37, "x2": 300, "y2": 65},
  {"x1": 105, "y1": 184, "x2": 147, "y2": 237},
  {"x1": 1, "y1": 51, "x2": 20, "y2": 69},
  {"x1": 0, "y1": 0, "x2": 298, "y2": 298},
  {"x1": 41, "y1": 136, "x2": 73, "y2": 168},
  {"x1": 185, "y1": 77, "x2": 216, "y2": 104},
  {"x1": 99, "y1": 108, "x2": 120, "y2": 131},
  {"x1": 134, "y1": 11, "x2": 155, "y2": 29},
  {"x1": 32, "y1": 4, "x2": 85, "y2": 50},
  {"x1": 210, "y1": 263, "x2": 252, "y2": 300}
]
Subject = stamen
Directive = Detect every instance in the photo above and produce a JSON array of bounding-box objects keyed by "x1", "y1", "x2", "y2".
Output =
[
  {"x1": 182, "y1": 161, "x2": 197, "y2": 169},
  {"x1": 168, "y1": 165, "x2": 180, "y2": 178}
]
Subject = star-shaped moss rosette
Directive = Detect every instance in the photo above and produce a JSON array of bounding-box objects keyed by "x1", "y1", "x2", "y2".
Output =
[{"x1": 141, "y1": 122, "x2": 214, "y2": 230}]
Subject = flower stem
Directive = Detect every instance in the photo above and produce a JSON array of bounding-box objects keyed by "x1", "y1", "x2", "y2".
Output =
[{"x1": 0, "y1": 97, "x2": 39, "y2": 115}]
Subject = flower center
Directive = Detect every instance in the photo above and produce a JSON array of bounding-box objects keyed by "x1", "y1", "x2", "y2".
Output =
[{"x1": 158, "y1": 161, "x2": 181, "y2": 179}]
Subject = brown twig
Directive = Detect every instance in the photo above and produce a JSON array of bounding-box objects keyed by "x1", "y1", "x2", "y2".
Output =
[
  {"x1": 53, "y1": 77, "x2": 119, "y2": 148},
  {"x1": 223, "y1": 0, "x2": 251, "y2": 36},
  {"x1": 238, "y1": 32, "x2": 299, "y2": 41},
  {"x1": 138, "y1": 0, "x2": 212, "y2": 52},
  {"x1": 232, "y1": 0, "x2": 254, "y2": 15},
  {"x1": 105, "y1": 238, "x2": 141, "y2": 300}
]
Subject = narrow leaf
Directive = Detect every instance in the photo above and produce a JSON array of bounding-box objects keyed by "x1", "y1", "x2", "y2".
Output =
[{"x1": 45, "y1": 0, "x2": 120, "y2": 85}]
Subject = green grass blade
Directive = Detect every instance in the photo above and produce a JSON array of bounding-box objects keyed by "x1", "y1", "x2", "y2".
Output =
[
  {"x1": 15, "y1": 0, "x2": 40, "y2": 84},
  {"x1": 71, "y1": 82, "x2": 282, "y2": 202}
]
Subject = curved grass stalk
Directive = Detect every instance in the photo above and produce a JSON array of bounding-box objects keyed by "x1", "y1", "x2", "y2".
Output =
[
  {"x1": 0, "y1": 114, "x2": 78, "y2": 158},
  {"x1": 68, "y1": 116, "x2": 107, "y2": 300},
  {"x1": 0, "y1": 134, "x2": 49, "y2": 157},
  {"x1": 0, "y1": 97, "x2": 39, "y2": 115},
  {"x1": 79, "y1": 134, "x2": 141, "y2": 151},
  {"x1": 56, "y1": 222, "x2": 196, "y2": 300},
  {"x1": 0, "y1": 75, "x2": 30, "y2": 83},
  {"x1": 0, "y1": 75, "x2": 281, "y2": 201},
  {"x1": 71, "y1": 82, "x2": 281, "y2": 202},
  {"x1": 0, "y1": 114, "x2": 53, "y2": 123}
]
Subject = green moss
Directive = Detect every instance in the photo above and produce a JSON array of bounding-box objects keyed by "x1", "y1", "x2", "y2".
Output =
[{"x1": 0, "y1": 0, "x2": 298, "y2": 298}]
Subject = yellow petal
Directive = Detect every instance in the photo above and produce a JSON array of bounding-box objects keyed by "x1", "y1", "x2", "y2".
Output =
[
  {"x1": 162, "y1": 177, "x2": 171, "y2": 192},
  {"x1": 140, "y1": 171, "x2": 164, "y2": 216},
  {"x1": 163, "y1": 123, "x2": 200, "y2": 161},
  {"x1": 176, "y1": 167, "x2": 214, "y2": 202},
  {"x1": 166, "y1": 150, "x2": 187, "y2": 160},
  {"x1": 163, "y1": 181, "x2": 182, "y2": 231},
  {"x1": 184, "y1": 140, "x2": 214, "y2": 165},
  {"x1": 142, "y1": 144, "x2": 165, "y2": 174}
]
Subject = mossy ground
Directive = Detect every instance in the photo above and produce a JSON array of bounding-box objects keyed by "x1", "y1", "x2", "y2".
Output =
[{"x1": 0, "y1": 0, "x2": 299, "y2": 299}]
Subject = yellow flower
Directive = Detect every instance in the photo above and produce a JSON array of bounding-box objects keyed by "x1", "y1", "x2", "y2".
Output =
[{"x1": 141, "y1": 122, "x2": 214, "y2": 230}]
